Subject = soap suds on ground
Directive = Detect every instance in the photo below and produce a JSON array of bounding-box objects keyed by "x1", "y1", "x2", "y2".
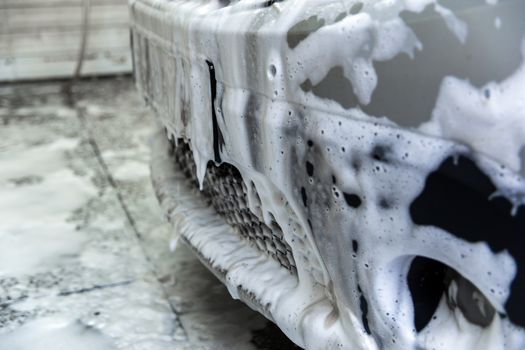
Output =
[{"x1": 0, "y1": 78, "x2": 295, "y2": 350}]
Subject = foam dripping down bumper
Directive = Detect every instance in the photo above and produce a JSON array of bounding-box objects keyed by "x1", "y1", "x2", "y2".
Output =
[{"x1": 150, "y1": 129, "x2": 359, "y2": 349}]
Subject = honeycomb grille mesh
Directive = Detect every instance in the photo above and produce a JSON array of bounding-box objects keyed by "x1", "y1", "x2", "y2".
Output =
[{"x1": 171, "y1": 138, "x2": 297, "y2": 274}]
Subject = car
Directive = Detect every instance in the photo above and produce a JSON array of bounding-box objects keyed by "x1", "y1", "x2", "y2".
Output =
[{"x1": 129, "y1": 0, "x2": 525, "y2": 348}]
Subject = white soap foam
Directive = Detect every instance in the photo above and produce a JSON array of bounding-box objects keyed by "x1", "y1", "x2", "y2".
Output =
[
  {"x1": 113, "y1": 160, "x2": 150, "y2": 181},
  {"x1": 422, "y1": 37, "x2": 525, "y2": 175},
  {"x1": 433, "y1": 3, "x2": 468, "y2": 44},
  {"x1": 0, "y1": 317, "x2": 116, "y2": 350},
  {"x1": 0, "y1": 139, "x2": 97, "y2": 276},
  {"x1": 131, "y1": 0, "x2": 525, "y2": 349}
]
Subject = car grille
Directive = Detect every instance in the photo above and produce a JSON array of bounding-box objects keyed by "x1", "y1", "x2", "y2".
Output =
[{"x1": 171, "y1": 138, "x2": 297, "y2": 274}]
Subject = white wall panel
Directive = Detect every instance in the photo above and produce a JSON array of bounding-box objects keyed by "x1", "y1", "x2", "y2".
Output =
[{"x1": 0, "y1": 0, "x2": 132, "y2": 81}]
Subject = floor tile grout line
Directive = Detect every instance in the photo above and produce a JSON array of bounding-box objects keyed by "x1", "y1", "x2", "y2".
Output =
[
  {"x1": 58, "y1": 280, "x2": 134, "y2": 297},
  {"x1": 71, "y1": 101, "x2": 189, "y2": 339},
  {"x1": 0, "y1": 280, "x2": 136, "y2": 310}
]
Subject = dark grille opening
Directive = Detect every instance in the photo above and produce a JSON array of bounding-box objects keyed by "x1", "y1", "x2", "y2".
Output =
[
  {"x1": 408, "y1": 256, "x2": 496, "y2": 332},
  {"x1": 410, "y1": 155, "x2": 524, "y2": 325},
  {"x1": 171, "y1": 138, "x2": 297, "y2": 274}
]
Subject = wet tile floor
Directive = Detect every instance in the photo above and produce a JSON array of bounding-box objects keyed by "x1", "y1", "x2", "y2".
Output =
[{"x1": 0, "y1": 78, "x2": 300, "y2": 350}]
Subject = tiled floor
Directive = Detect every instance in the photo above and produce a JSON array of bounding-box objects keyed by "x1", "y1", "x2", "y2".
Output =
[{"x1": 0, "y1": 78, "x2": 299, "y2": 350}]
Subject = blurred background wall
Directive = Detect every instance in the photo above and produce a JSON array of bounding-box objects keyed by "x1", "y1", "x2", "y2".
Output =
[{"x1": 0, "y1": 0, "x2": 132, "y2": 82}]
